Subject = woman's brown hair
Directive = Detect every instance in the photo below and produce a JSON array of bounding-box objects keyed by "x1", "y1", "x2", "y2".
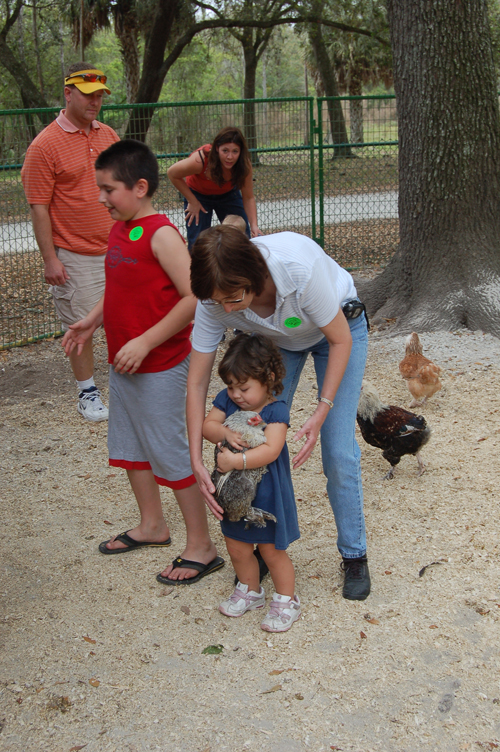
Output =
[
  {"x1": 206, "y1": 126, "x2": 251, "y2": 189},
  {"x1": 219, "y1": 333, "x2": 285, "y2": 396},
  {"x1": 190, "y1": 225, "x2": 269, "y2": 300}
]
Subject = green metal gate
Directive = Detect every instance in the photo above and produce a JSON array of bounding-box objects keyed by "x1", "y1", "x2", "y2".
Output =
[{"x1": 0, "y1": 95, "x2": 398, "y2": 350}]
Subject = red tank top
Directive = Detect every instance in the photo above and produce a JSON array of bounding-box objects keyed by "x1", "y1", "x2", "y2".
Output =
[
  {"x1": 103, "y1": 214, "x2": 192, "y2": 373},
  {"x1": 185, "y1": 145, "x2": 235, "y2": 195}
]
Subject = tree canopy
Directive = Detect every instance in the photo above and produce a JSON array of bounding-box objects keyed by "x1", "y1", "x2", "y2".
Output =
[{"x1": 0, "y1": 0, "x2": 389, "y2": 114}]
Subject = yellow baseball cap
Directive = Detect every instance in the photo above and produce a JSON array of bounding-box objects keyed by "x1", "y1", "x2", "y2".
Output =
[{"x1": 64, "y1": 69, "x2": 111, "y2": 95}]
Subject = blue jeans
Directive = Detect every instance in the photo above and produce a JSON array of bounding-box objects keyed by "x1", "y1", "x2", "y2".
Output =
[
  {"x1": 185, "y1": 187, "x2": 250, "y2": 250},
  {"x1": 279, "y1": 313, "x2": 368, "y2": 559}
]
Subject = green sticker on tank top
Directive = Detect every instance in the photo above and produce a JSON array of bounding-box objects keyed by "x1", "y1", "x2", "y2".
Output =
[
  {"x1": 129, "y1": 226, "x2": 143, "y2": 241},
  {"x1": 284, "y1": 316, "x2": 302, "y2": 328}
]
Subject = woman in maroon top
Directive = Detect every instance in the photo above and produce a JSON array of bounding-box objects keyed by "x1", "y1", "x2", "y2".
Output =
[{"x1": 167, "y1": 126, "x2": 261, "y2": 250}]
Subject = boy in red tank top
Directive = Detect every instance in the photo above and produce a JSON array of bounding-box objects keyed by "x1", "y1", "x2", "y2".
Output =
[{"x1": 62, "y1": 140, "x2": 224, "y2": 586}]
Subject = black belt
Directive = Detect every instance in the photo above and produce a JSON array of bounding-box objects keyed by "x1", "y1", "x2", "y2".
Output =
[{"x1": 342, "y1": 299, "x2": 370, "y2": 330}]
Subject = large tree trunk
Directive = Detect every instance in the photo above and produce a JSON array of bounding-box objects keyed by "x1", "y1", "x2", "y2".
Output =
[
  {"x1": 114, "y1": 4, "x2": 140, "y2": 103},
  {"x1": 307, "y1": 22, "x2": 352, "y2": 158},
  {"x1": 356, "y1": 0, "x2": 500, "y2": 336},
  {"x1": 125, "y1": 0, "x2": 179, "y2": 140},
  {"x1": 32, "y1": 0, "x2": 44, "y2": 98},
  {"x1": 242, "y1": 32, "x2": 260, "y2": 166},
  {"x1": 348, "y1": 66, "x2": 363, "y2": 144}
]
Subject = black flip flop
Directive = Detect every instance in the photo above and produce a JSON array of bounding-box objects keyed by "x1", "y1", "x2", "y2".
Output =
[
  {"x1": 99, "y1": 530, "x2": 172, "y2": 555},
  {"x1": 156, "y1": 555, "x2": 225, "y2": 585}
]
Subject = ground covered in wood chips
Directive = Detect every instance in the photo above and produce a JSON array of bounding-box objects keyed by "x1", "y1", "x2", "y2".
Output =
[{"x1": 1, "y1": 327, "x2": 500, "y2": 752}]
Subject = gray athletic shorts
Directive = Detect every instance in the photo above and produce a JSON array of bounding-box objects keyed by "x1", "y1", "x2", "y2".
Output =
[
  {"x1": 107, "y1": 356, "x2": 196, "y2": 489},
  {"x1": 50, "y1": 248, "x2": 105, "y2": 330}
]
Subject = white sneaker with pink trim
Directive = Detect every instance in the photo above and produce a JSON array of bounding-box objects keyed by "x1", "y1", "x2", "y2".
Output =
[
  {"x1": 219, "y1": 582, "x2": 266, "y2": 617},
  {"x1": 260, "y1": 592, "x2": 301, "y2": 632}
]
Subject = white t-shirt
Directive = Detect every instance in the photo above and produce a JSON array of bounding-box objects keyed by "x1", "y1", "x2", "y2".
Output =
[{"x1": 192, "y1": 232, "x2": 357, "y2": 353}]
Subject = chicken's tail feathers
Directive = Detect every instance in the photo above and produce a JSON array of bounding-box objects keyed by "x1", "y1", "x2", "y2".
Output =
[
  {"x1": 213, "y1": 469, "x2": 234, "y2": 498},
  {"x1": 419, "y1": 364, "x2": 443, "y2": 384}
]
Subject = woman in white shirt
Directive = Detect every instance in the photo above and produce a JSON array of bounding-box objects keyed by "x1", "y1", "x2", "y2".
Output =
[{"x1": 185, "y1": 225, "x2": 371, "y2": 601}]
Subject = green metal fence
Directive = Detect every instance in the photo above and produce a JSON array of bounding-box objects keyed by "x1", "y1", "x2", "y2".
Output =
[
  {"x1": 317, "y1": 95, "x2": 398, "y2": 269},
  {"x1": 0, "y1": 95, "x2": 398, "y2": 349}
]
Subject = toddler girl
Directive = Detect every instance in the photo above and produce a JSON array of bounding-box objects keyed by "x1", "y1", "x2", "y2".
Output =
[{"x1": 203, "y1": 333, "x2": 301, "y2": 632}]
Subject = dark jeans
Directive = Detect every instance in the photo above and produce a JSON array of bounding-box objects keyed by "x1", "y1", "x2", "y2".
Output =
[{"x1": 184, "y1": 187, "x2": 250, "y2": 250}]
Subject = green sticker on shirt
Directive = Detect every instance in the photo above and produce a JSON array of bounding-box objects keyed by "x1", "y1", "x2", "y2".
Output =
[
  {"x1": 284, "y1": 316, "x2": 302, "y2": 328},
  {"x1": 129, "y1": 226, "x2": 143, "y2": 241}
]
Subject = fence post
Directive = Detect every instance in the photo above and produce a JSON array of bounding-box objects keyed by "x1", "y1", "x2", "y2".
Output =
[
  {"x1": 316, "y1": 98, "x2": 324, "y2": 249},
  {"x1": 308, "y1": 97, "x2": 318, "y2": 245}
]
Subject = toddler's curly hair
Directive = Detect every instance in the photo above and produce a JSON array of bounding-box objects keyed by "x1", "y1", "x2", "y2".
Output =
[{"x1": 218, "y1": 333, "x2": 285, "y2": 396}]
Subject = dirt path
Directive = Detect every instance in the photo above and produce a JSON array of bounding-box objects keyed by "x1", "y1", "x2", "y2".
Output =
[{"x1": 1, "y1": 329, "x2": 500, "y2": 752}]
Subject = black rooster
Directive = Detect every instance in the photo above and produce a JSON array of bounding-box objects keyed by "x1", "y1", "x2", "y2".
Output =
[{"x1": 357, "y1": 381, "x2": 431, "y2": 479}]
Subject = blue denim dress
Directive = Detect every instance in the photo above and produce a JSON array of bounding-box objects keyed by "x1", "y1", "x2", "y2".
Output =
[{"x1": 213, "y1": 390, "x2": 300, "y2": 551}]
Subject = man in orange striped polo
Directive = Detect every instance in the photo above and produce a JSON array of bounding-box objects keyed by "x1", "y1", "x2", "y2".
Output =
[{"x1": 21, "y1": 63, "x2": 119, "y2": 421}]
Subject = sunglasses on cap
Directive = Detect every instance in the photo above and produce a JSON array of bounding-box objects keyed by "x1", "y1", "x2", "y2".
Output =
[{"x1": 65, "y1": 72, "x2": 107, "y2": 85}]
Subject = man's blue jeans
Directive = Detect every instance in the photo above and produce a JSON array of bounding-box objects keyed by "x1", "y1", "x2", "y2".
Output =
[
  {"x1": 184, "y1": 187, "x2": 250, "y2": 250},
  {"x1": 279, "y1": 313, "x2": 368, "y2": 559}
]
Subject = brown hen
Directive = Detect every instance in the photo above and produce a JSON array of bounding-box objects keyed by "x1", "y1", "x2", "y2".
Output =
[{"x1": 399, "y1": 332, "x2": 442, "y2": 408}]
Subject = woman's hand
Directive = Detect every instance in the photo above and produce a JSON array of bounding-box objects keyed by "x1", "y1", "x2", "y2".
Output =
[
  {"x1": 113, "y1": 335, "x2": 150, "y2": 374},
  {"x1": 291, "y1": 412, "x2": 324, "y2": 468},
  {"x1": 184, "y1": 198, "x2": 208, "y2": 227},
  {"x1": 250, "y1": 224, "x2": 263, "y2": 238},
  {"x1": 216, "y1": 445, "x2": 240, "y2": 473},
  {"x1": 192, "y1": 460, "x2": 224, "y2": 520}
]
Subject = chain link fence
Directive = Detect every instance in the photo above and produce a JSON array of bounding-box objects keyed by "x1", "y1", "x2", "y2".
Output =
[
  {"x1": 317, "y1": 95, "x2": 398, "y2": 270},
  {"x1": 0, "y1": 95, "x2": 398, "y2": 349}
]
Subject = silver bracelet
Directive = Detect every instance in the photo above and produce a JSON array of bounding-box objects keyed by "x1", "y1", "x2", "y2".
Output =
[
  {"x1": 242, "y1": 452, "x2": 247, "y2": 470},
  {"x1": 318, "y1": 397, "x2": 334, "y2": 409}
]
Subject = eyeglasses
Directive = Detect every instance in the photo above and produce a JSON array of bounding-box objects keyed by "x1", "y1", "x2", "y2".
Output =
[
  {"x1": 65, "y1": 73, "x2": 107, "y2": 84},
  {"x1": 201, "y1": 290, "x2": 246, "y2": 306}
]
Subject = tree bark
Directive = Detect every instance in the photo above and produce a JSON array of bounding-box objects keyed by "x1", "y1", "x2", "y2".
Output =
[
  {"x1": 348, "y1": 66, "x2": 363, "y2": 144},
  {"x1": 238, "y1": 21, "x2": 273, "y2": 167},
  {"x1": 125, "y1": 0, "x2": 179, "y2": 140},
  {"x1": 113, "y1": 1, "x2": 140, "y2": 103},
  {"x1": 242, "y1": 33, "x2": 259, "y2": 165},
  {"x1": 307, "y1": 21, "x2": 352, "y2": 157},
  {"x1": 356, "y1": 0, "x2": 500, "y2": 336},
  {"x1": 32, "y1": 0, "x2": 45, "y2": 98}
]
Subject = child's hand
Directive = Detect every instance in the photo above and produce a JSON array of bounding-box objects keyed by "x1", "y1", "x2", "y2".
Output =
[
  {"x1": 223, "y1": 427, "x2": 249, "y2": 451},
  {"x1": 216, "y1": 445, "x2": 242, "y2": 473},
  {"x1": 113, "y1": 336, "x2": 150, "y2": 374},
  {"x1": 62, "y1": 316, "x2": 98, "y2": 357}
]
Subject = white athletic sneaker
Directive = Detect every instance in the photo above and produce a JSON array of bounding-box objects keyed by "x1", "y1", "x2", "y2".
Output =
[
  {"x1": 78, "y1": 387, "x2": 109, "y2": 422},
  {"x1": 219, "y1": 582, "x2": 266, "y2": 617},
  {"x1": 260, "y1": 592, "x2": 301, "y2": 632}
]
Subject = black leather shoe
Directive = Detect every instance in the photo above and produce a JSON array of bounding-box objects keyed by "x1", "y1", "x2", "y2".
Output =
[
  {"x1": 341, "y1": 557, "x2": 371, "y2": 600},
  {"x1": 234, "y1": 548, "x2": 269, "y2": 586}
]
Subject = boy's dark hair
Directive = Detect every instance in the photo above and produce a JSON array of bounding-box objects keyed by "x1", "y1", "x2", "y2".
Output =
[
  {"x1": 207, "y1": 126, "x2": 251, "y2": 189},
  {"x1": 95, "y1": 139, "x2": 159, "y2": 196},
  {"x1": 190, "y1": 225, "x2": 268, "y2": 300},
  {"x1": 218, "y1": 333, "x2": 285, "y2": 396}
]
